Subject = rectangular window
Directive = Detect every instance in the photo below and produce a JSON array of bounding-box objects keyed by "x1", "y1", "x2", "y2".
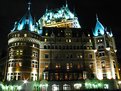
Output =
[
  {"x1": 45, "y1": 54, "x2": 49, "y2": 58},
  {"x1": 103, "y1": 74, "x2": 107, "y2": 79},
  {"x1": 69, "y1": 39, "x2": 71, "y2": 42},
  {"x1": 89, "y1": 63, "x2": 93, "y2": 68},
  {"x1": 101, "y1": 61, "x2": 105, "y2": 68},
  {"x1": 66, "y1": 39, "x2": 68, "y2": 42},
  {"x1": 99, "y1": 52, "x2": 105, "y2": 56},
  {"x1": 66, "y1": 63, "x2": 69, "y2": 70},
  {"x1": 44, "y1": 45, "x2": 47, "y2": 49},
  {"x1": 88, "y1": 54, "x2": 92, "y2": 58},
  {"x1": 44, "y1": 38, "x2": 47, "y2": 42},
  {"x1": 24, "y1": 34, "x2": 27, "y2": 37}
]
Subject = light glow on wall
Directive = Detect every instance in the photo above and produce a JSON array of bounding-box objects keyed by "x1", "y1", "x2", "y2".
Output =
[
  {"x1": 8, "y1": 67, "x2": 13, "y2": 73},
  {"x1": 97, "y1": 71, "x2": 103, "y2": 80},
  {"x1": 106, "y1": 48, "x2": 110, "y2": 51},
  {"x1": 52, "y1": 84, "x2": 59, "y2": 91},
  {"x1": 74, "y1": 83, "x2": 82, "y2": 89},
  {"x1": 107, "y1": 72, "x2": 112, "y2": 79}
]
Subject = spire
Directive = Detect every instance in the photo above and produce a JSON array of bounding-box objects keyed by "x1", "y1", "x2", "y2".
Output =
[
  {"x1": 109, "y1": 27, "x2": 113, "y2": 37},
  {"x1": 28, "y1": 1, "x2": 31, "y2": 11},
  {"x1": 66, "y1": 0, "x2": 68, "y2": 7},
  {"x1": 96, "y1": 14, "x2": 98, "y2": 21},
  {"x1": 11, "y1": 1, "x2": 40, "y2": 34},
  {"x1": 93, "y1": 14, "x2": 105, "y2": 36},
  {"x1": 45, "y1": 5, "x2": 48, "y2": 12}
]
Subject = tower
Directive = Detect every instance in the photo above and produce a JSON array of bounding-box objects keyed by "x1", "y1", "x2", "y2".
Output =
[
  {"x1": 93, "y1": 15, "x2": 120, "y2": 80},
  {"x1": 7, "y1": 2, "x2": 41, "y2": 81}
]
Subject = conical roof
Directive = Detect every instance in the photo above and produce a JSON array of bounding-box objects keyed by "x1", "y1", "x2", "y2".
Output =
[
  {"x1": 11, "y1": 2, "x2": 41, "y2": 34},
  {"x1": 93, "y1": 15, "x2": 105, "y2": 36}
]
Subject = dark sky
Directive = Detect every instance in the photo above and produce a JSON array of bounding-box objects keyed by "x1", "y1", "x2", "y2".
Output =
[{"x1": 0, "y1": 0, "x2": 121, "y2": 61}]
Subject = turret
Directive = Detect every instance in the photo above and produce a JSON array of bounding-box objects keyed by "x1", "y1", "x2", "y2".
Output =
[{"x1": 6, "y1": 2, "x2": 41, "y2": 81}]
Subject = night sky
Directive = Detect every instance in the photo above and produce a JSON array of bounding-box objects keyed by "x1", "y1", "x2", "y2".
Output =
[{"x1": 0, "y1": 0, "x2": 121, "y2": 63}]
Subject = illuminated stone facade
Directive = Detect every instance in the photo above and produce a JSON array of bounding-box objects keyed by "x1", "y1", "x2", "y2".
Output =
[
  {"x1": 5, "y1": 2, "x2": 120, "y2": 90},
  {"x1": 7, "y1": 31, "x2": 40, "y2": 81}
]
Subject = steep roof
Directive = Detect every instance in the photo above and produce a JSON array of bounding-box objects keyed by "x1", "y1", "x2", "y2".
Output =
[
  {"x1": 43, "y1": 5, "x2": 75, "y2": 22},
  {"x1": 93, "y1": 15, "x2": 105, "y2": 36},
  {"x1": 11, "y1": 2, "x2": 41, "y2": 34},
  {"x1": 38, "y1": 3, "x2": 81, "y2": 28}
]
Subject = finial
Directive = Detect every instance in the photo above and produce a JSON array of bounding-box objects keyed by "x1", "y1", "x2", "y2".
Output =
[
  {"x1": 46, "y1": 5, "x2": 48, "y2": 12},
  {"x1": 66, "y1": 0, "x2": 68, "y2": 7},
  {"x1": 28, "y1": 1, "x2": 31, "y2": 10},
  {"x1": 96, "y1": 14, "x2": 98, "y2": 21},
  {"x1": 73, "y1": 7, "x2": 76, "y2": 16}
]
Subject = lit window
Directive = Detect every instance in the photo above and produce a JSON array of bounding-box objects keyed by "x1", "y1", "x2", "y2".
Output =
[
  {"x1": 69, "y1": 39, "x2": 71, "y2": 42},
  {"x1": 88, "y1": 34, "x2": 90, "y2": 37},
  {"x1": 66, "y1": 39, "x2": 68, "y2": 42},
  {"x1": 24, "y1": 34, "x2": 27, "y2": 37},
  {"x1": 44, "y1": 38, "x2": 47, "y2": 42},
  {"x1": 67, "y1": 63, "x2": 69, "y2": 70},
  {"x1": 56, "y1": 64, "x2": 60, "y2": 69},
  {"x1": 32, "y1": 51, "x2": 38, "y2": 57},
  {"x1": 89, "y1": 63, "x2": 93, "y2": 68},
  {"x1": 56, "y1": 65, "x2": 59, "y2": 69},
  {"x1": 43, "y1": 72, "x2": 48, "y2": 80},
  {"x1": 80, "y1": 55, "x2": 82, "y2": 58},
  {"x1": 77, "y1": 54, "x2": 82, "y2": 59},
  {"x1": 78, "y1": 64, "x2": 81, "y2": 69},
  {"x1": 20, "y1": 50, "x2": 23, "y2": 52},
  {"x1": 70, "y1": 63, "x2": 72, "y2": 68},
  {"x1": 63, "y1": 84, "x2": 71, "y2": 90},
  {"x1": 16, "y1": 50, "x2": 23, "y2": 55},
  {"x1": 52, "y1": 84, "x2": 59, "y2": 91},
  {"x1": 45, "y1": 33, "x2": 48, "y2": 36},
  {"x1": 101, "y1": 61, "x2": 105, "y2": 68},
  {"x1": 19, "y1": 62, "x2": 22, "y2": 67},
  {"x1": 45, "y1": 65, "x2": 48, "y2": 69},
  {"x1": 66, "y1": 63, "x2": 72, "y2": 70},
  {"x1": 17, "y1": 43, "x2": 19, "y2": 45},
  {"x1": 65, "y1": 73, "x2": 68, "y2": 80},
  {"x1": 33, "y1": 44, "x2": 35, "y2": 47},
  {"x1": 55, "y1": 73, "x2": 59, "y2": 80}
]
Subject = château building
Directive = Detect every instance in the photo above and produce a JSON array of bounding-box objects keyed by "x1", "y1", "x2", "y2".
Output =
[{"x1": 5, "y1": 2, "x2": 120, "y2": 91}]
